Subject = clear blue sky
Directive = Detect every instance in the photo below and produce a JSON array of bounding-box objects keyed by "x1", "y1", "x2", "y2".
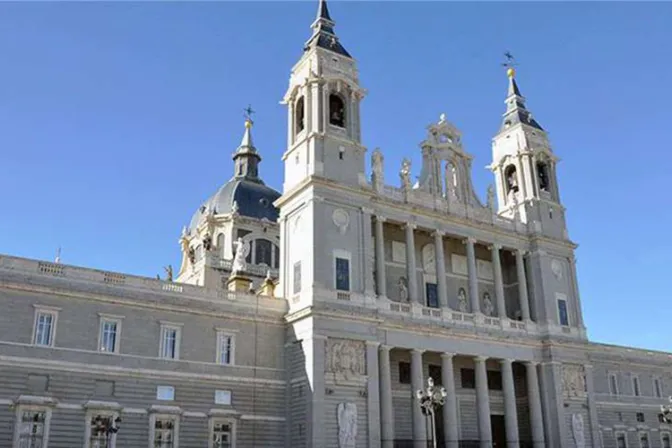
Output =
[{"x1": 1, "y1": 2, "x2": 670, "y2": 351}]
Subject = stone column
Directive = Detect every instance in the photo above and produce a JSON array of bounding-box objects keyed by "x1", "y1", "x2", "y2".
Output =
[
  {"x1": 465, "y1": 237, "x2": 480, "y2": 313},
  {"x1": 411, "y1": 349, "x2": 427, "y2": 448},
  {"x1": 441, "y1": 353, "x2": 459, "y2": 448},
  {"x1": 525, "y1": 362, "x2": 545, "y2": 448},
  {"x1": 405, "y1": 223, "x2": 419, "y2": 304},
  {"x1": 501, "y1": 359, "x2": 519, "y2": 448},
  {"x1": 490, "y1": 244, "x2": 506, "y2": 318},
  {"x1": 366, "y1": 341, "x2": 381, "y2": 448},
  {"x1": 375, "y1": 216, "x2": 387, "y2": 298},
  {"x1": 361, "y1": 208, "x2": 375, "y2": 297},
  {"x1": 434, "y1": 231, "x2": 448, "y2": 308},
  {"x1": 515, "y1": 250, "x2": 531, "y2": 321},
  {"x1": 379, "y1": 346, "x2": 394, "y2": 448},
  {"x1": 475, "y1": 356, "x2": 492, "y2": 448},
  {"x1": 584, "y1": 364, "x2": 601, "y2": 448},
  {"x1": 287, "y1": 100, "x2": 295, "y2": 146}
]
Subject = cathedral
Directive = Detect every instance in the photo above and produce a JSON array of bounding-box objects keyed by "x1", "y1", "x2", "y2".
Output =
[{"x1": 1, "y1": 1, "x2": 671, "y2": 448}]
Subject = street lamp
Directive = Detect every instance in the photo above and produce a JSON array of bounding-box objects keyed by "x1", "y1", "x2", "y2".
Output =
[
  {"x1": 416, "y1": 377, "x2": 447, "y2": 448},
  {"x1": 92, "y1": 415, "x2": 122, "y2": 447}
]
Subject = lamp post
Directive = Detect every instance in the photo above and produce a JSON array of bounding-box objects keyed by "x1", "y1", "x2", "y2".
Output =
[
  {"x1": 416, "y1": 377, "x2": 447, "y2": 448},
  {"x1": 92, "y1": 415, "x2": 121, "y2": 447}
]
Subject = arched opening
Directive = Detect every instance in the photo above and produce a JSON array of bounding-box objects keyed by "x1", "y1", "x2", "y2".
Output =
[
  {"x1": 537, "y1": 161, "x2": 550, "y2": 192},
  {"x1": 329, "y1": 94, "x2": 346, "y2": 128},
  {"x1": 254, "y1": 238, "x2": 273, "y2": 266},
  {"x1": 445, "y1": 161, "x2": 458, "y2": 197},
  {"x1": 295, "y1": 96, "x2": 305, "y2": 134},
  {"x1": 216, "y1": 233, "x2": 225, "y2": 258},
  {"x1": 504, "y1": 165, "x2": 519, "y2": 195}
]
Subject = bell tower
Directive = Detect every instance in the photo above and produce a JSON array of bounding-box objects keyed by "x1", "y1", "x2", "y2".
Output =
[
  {"x1": 490, "y1": 67, "x2": 567, "y2": 240},
  {"x1": 281, "y1": 0, "x2": 367, "y2": 192}
]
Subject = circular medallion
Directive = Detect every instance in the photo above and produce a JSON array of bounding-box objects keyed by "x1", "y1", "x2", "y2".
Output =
[{"x1": 332, "y1": 209, "x2": 350, "y2": 234}]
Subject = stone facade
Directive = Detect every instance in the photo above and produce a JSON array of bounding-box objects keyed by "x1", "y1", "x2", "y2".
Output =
[{"x1": 1, "y1": 2, "x2": 671, "y2": 448}]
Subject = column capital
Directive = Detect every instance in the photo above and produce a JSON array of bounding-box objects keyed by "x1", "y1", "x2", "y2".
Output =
[
  {"x1": 361, "y1": 206, "x2": 374, "y2": 215},
  {"x1": 405, "y1": 222, "x2": 417, "y2": 230},
  {"x1": 487, "y1": 243, "x2": 502, "y2": 251},
  {"x1": 432, "y1": 229, "x2": 445, "y2": 238},
  {"x1": 524, "y1": 360, "x2": 539, "y2": 367},
  {"x1": 474, "y1": 355, "x2": 488, "y2": 363},
  {"x1": 366, "y1": 340, "x2": 381, "y2": 348},
  {"x1": 379, "y1": 344, "x2": 393, "y2": 353},
  {"x1": 500, "y1": 358, "x2": 515, "y2": 365},
  {"x1": 515, "y1": 248, "x2": 529, "y2": 257},
  {"x1": 462, "y1": 236, "x2": 477, "y2": 245},
  {"x1": 411, "y1": 348, "x2": 425, "y2": 356},
  {"x1": 440, "y1": 352, "x2": 456, "y2": 360},
  {"x1": 375, "y1": 215, "x2": 387, "y2": 223}
]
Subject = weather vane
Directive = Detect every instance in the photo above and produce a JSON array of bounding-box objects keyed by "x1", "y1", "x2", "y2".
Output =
[
  {"x1": 501, "y1": 51, "x2": 518, "y2": 69},
  {"x1": 243, "y1": 104, "x2": 255, "y2": 122}
]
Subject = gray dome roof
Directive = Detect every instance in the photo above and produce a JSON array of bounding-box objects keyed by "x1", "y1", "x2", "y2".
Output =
[{"x1": 189, "y1": 178, "x2": 280, "y2": 232}]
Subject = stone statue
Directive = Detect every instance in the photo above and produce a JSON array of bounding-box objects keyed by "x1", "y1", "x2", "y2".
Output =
[
  {"x1": 337, "y1": 402, "x2": 357, "y2": 448},
  {"x1": 483, "y1": 293, "x2": 494, "y2": 316},
  {"x1": 562, "y1": 364, "x2": 587, "y2": 398},
  {"x1": 203, "y1": 234, "x2": 213, "y2": 251},
  {"x1": 231, "y1": 200, "x2": 239, "y2": 215},
  {"x1": 163, "y1": 265, "x2": 173, "y2": 282},
  {"x1": 400, "y1": 158, "x2": 412, "y2": 192},
  {"x1": 571, "y1": 413, "x2": 585, "y2": 448},
  {"x1": 457, "y1": 288, "x2": 468, "y2": 312},
  {"x1": 507, "y1": 170, "x2": 518, "y2": 191},
  {"x1": 511, "y1": 192, "x2": 520, "y2": 221},
  {"x1": 398, "y1": 277, "x2": 409, "y2": 302},
  {"x1": 371, "y1": 148, "x2": 384, "y2": 192},
  {"x1": 231, "y1": 237, "x2": 248, "y2": 274},
  {"x1": 486, "y1": 184, "x2": 495, "y2": 211}
]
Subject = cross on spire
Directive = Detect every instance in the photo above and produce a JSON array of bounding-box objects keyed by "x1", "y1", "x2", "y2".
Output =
[{"x1": 243, "y1": 105, "x2": 255, "y2": 122}]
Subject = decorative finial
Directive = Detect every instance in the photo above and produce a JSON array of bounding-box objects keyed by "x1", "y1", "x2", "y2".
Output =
[
  {"x1": 439, "y1": 113, "x2": 447, "y2": 123},
  {"x1": 502, "y1": 51, "x2": 518, "y2": 78}
]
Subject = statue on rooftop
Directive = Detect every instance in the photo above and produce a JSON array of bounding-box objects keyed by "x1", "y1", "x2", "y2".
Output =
[
  {"x1": 164, "y1": 265, "x2": 173, "y2": 282},
  {"x1": 400, "y1": 158, "x2": 412, "y2": 193},
  {"x1": 371, "y1": 148, "x2": 384, "y2": 192},
  {"x1": 231, "y1": 237, "x2": 248, "y2": 274},
  {"x1": 487, "y1": 185, "x2": 495, "y2": 211}
]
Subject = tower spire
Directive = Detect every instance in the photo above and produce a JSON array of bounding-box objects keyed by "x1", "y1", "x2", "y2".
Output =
[
  {"x1": 304, "y1": 0, "x2": 351, "y2": 58},
  {"x1": 232, "y1": 107, "x2": 262, "y2": 183},
  {"x1": 499, "y1": 65, "x2": 543, "y2": 132}
]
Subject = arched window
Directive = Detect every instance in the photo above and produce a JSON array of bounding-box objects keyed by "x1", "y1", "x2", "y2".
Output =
[
  {"x1": 329, "y1": 94, "x2": 346, "y2": 128},
  {"x1": 537, "y1": 162, "x2": 550, "y2": 192},
  {"x1": 295, "y1": 96, "x2": 305, "y2": 134},
  {"x1": 504, "y1": 165, "x2": 519, "y2": 194},
  {"x1": 254, "y1": 239, "x2": 273, "y2": 266}
]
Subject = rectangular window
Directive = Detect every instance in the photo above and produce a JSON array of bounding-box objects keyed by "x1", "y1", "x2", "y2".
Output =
[
  {"x1": 617, "y1": 433, "x2": 627, "y2": 448},
  {"x1": 17, "y1": 409, "x2": 47, "y2": 448},
  {"x1": 99, "y1": 317, "x2": 121, "y2": 354},
  {"x1": 425, "y1": 283, "x2": 439, "y2": 308},
  {"x1": 156, "y1": 386, "x2": 175, "y2": 401},
  {"x1": 640, "y1": 433, "x2": 650, "y2": 448},
  {"x1": 398, "y1": 362, "x2": 411, "y2": 384},
  {"x1": 293, "y1": 261, "x2": 301, "y2": 294},
  {"x1": 487, "y1": 370, "x2": 503, "y2": 391},
  {"x1": 461, "y1": 368, "x2": 476, "y2": 389},
  {"x1": 655, "y1": 378, "x2": 663, "y2": 398},
  {"x1": 633, "y1": 376, "x2": 641, "y2": 397},
  {"x1": 153, "y1": 417, "x2": 177, "y2": 448},
  {"x1": 335, "y1": 257, "x2": 350, "y2": 291},
  {"x1": 88, "y1": 413, "x2": 119, "y2": 448},
  {"x1": 662, "y1": 433, "x2": 671, "y2": 448},
  {"x1": 211, "y1": 419, "x2": 233, "y2": 448},
  {"x1": 637, "y1": 412, "x2": 645, "y2": 422},
  {"x1": 428, "y1": 364, "x2": 442, "y2": 385},
  {"x1": 217, "y1": 332, "x2": 235, "y2": 366},
  {"x1": 557, "y1": 299, "x2": 569, "y2": 326},
  {"x1": 33, "y1": 309, "x2": 58, "y2": 347},
  {"x1": 159, "y1": 325, "x2": 181, "y2": 360},
  {"x1": 609, "y1": 373, "x2": 619, "y2": 395}
]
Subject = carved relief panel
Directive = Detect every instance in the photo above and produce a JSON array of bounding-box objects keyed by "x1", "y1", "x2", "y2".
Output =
[
  {"x1": 562, "y1": 364, "x2": 587, "y2": 399},
  {"x1": 326, "y1": 338, "x2": 366, "y2": 383}
]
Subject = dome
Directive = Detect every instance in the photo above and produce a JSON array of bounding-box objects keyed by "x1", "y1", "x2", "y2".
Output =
[
  {"x1": 187, "y1": 117, "x2": 281, "y2": 233},
  {"x1": 188, "y1": 178, "x2": 280, "y2": 232}
]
